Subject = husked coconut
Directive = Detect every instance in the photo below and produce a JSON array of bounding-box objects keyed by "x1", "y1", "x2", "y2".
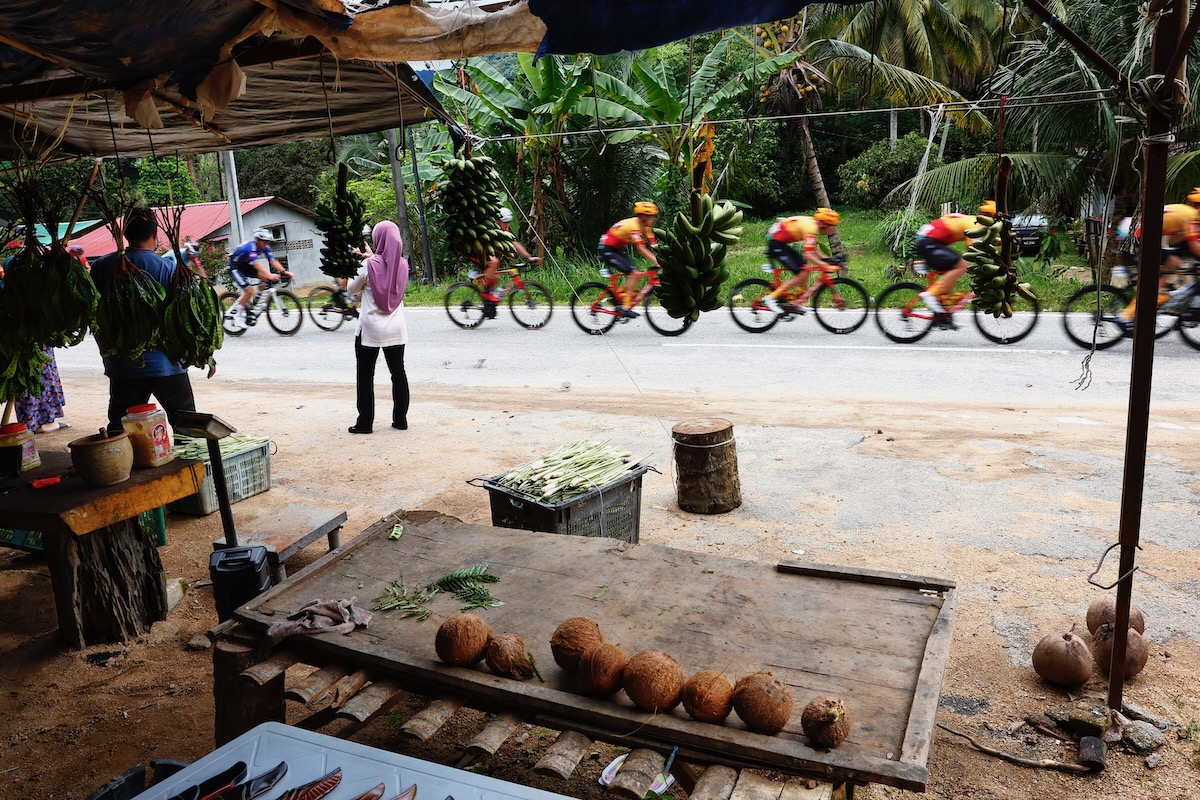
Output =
[
  {"x1": 732, "y1": 671, "x2": 794, "y2": 735},
  {"x1": 550, "y1": 617, "x2": 604, "y2": 672},
  {"x1": 577, "y1": 642, "x2": 628, "y2": 696},
  {"x1": 1086, "y1": 595, "x2": 1146, "y2": 635},
  {"x1": 681, "y1": 670, "x2": 734, "y2": 723},
  {"x1": 801, "y1": 696, "x2": 853, "y2": 748},
  {"x1": 486, "y1": 633, "x2": 535, "y2": 679},
  {"x1": 622, "y1": 651, "x2": 685, "y2": 712},
  {"x1": 435, "y1": 613, "x2": 494, "y2": 666},
  {"x1": 1090, "y1": 623, "x2": 1149, "y2": 678},
  {"x1": 1031, "y1": 629, "x2": 1093, "y2": 689}
]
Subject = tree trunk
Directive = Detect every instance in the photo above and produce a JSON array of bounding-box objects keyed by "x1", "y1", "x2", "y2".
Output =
[
  {"x1": 386, "y1": 128, "x2": 414, "y2": 263},
  {"x1": 796, "y1": 116, "x2": 845, "y2": 255},
  {"x1": 672, "y1": 418, "x2": 742, "y2": 514},
  {"x1": 889, "y1": 107, "x2": 899, "y2": 147}
]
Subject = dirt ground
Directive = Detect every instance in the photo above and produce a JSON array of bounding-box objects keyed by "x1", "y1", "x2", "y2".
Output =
[{"x1": 2, "y1": 375, "x2": 1199, "y2": 800}]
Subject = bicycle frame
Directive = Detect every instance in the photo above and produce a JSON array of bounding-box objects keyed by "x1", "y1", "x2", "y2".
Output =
[
  {"x1": 893, "y1": 264, "x2": 975, "y2": 321},
  {"x1": 601, "y1": 267, "x2": 659, "y2": 307},
  {"x1": 759, "y1": 263, "x2": 841, "y2": 307},
  {"x1": 472, "y1": 264, "x2": 529, "y2": 296}
]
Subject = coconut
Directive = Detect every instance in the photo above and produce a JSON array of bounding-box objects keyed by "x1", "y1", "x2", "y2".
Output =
[
  {"x1": 577, "y1": 642, "x2": 628, "y2": 696},
  {"x1": 1086, "y1": 595, "x2": 1146, "y2": 635},
  {"x1": 622, "y1": 651, "x2": 685, "y2": 712},
  {"x1": 435, "y1": 613, "x2": 494, "y2": 666},
  {"x1": 1031, "y1": 628, "x2": 1093, "y2": 689},
  {"x1": 732, "y1": 671, "x2": 794, "y2": 735},
  {"x1": 1090, "y1": 623, "x2": 1149, "y2": 678},
  {"x1": 485, "y1": 633, "x2": 535, "y2": 680},
  {"x1": 550, "y1": 617, "x2": 604, "y2": 673},
  {"x1": 681, "y1": 670, "x2": 734, "y2": 723},
  {"x1": 801, "y1": 696, "x2": 853, "y2": 748}
]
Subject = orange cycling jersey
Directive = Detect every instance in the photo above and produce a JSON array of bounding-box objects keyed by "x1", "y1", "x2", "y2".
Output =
[
  {"x1": 1159, "y1": 204, "x2": 1200, "y2": 239},
  {"x1": 600, "y1": 217, "x2": 656, "y2": 249},
  {"x1": 769, "y1": 216, "x2": 821, "y2": 254},
  {"x1": 916, "y1": 214, "x2": 977, "y2": 245}
]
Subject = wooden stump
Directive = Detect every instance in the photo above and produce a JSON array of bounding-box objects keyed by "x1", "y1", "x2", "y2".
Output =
[
  {"x1": 672, "y1": 418, "x2": 742, "y2": 514},
  {"x1": 43, "y1": 519, "x2": 168, "y2": 649}
]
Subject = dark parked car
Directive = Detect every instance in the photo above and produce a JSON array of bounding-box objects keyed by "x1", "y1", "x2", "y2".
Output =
[{"x1": 1010, "y1": 214, "x2": 1050, "y2": 254}]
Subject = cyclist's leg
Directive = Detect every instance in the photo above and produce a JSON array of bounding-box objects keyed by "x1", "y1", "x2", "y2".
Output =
[
  {"x1": 598, "y1": 246, "x2": 638, "y2": 314},
  {"x1": 482, "y1": 254, "x2": 501, "y2": 301},
  {"x1": 231, "y1": 268, "x2": 254, "y2": 311},
  {"x1": 765, "y1": 241, "x2": 806, "y2": 298},
  {"x1": 915, "y1": 237, "x2": 965, "y2": 313},
  {"x1": 1122, "y1": 248, "x2": 1178, "y2": 319}
]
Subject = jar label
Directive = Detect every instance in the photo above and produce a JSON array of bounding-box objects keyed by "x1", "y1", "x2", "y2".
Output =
[
  {"x1": 20, "y1": 439, "x2": 38, "y2": 471},
  {"x1": 151, "y1": 422, "x2": 171, "y2": 458}
]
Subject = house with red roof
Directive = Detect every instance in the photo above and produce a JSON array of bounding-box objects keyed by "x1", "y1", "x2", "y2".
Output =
[{"x1": 70, "y1": 197, "x2": 326, "y2": 285}]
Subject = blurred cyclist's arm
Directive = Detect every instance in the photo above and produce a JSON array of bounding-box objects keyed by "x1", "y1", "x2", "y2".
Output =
[{"x1": 634, "y1": 240, "x2": 660, "y2": 268}]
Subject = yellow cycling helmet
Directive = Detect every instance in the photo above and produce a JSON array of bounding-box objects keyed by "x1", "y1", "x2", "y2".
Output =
[
  {"x1": 813, "y1": 207, "x2": 841, "y2": 226},
  {"x1": 1187, "y1": 187, "x2": 1200, "y2": 204},
  {"x1": 979, "y1": 200, "x2": 997, "y2": 215},
  {"x1": 634, "y1": 201, "x2": 660, "y2": 216}
]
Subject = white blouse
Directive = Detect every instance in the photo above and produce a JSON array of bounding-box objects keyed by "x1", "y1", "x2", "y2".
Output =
[{"x1": 349, "y1": 261, "x2": 408, "y2": 348}]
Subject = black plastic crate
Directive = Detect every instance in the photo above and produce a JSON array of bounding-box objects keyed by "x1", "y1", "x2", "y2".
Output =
[{"x1": 481, "y1": 465, "x2": 648, "y2": 543}]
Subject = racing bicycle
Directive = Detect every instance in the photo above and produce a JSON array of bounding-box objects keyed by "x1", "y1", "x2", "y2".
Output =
[
  {"x1": 1061, "y1": 265, "x2": 1200, "y2": 350},
  {"x1": 444, "y1": 262, "x2": 553, "y2": 330},
  {"x1": 874, "y1": 261, "x2": 1040, "y2": 344},
  {"x1": 570, "y1": 267, "x2": 691, "y2": 336},
  {"x1": 306, "y1": 283, "x2": 358, "y2": 331},
  {"x1": 726, "y1": 253, "x2": 869, "y2": 334},
  {"x1": 219, "y1": 275, "x2": 303, "y2": 336}
]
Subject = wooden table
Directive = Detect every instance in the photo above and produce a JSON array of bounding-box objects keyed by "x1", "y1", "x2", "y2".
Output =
[
  {"x1": 222, "y1": 514, "x2": 956, "y2": 793},
  {"x1": 0, "y1": 451, "x2": 205, "y2": 648}
]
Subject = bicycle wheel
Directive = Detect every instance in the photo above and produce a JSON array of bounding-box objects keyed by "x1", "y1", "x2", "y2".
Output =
[
  {"x1": 306, "y1": 286, "x2": 347, "y2": 332},
  {"x1": 812, "y1": 277, "x2": 870, "y2": 334},
  {"x1": 570, "y1": 282, "x2": 619, "y2": 335},
  {"x1": 218, "y1": 291, "x2": 247, "y2": 337},
  {"x1": 874, "y1": 282, "x2": 934, "y2": 343},
  {"x1": 972, "y1": 294, "x2": 1041, "y2": 345},
  {"x1": 1061, "y1": 284, "x2": 1128, "y2": 350},
  {"x1": 444, "y1": 282, "x2": 486, "y2": 329},
  {"x1": 1177, "y1": 307, "x2": 1200, "y2": 350},
  {"x1": 727, "y1": 278, "x2": 779, "y2": 333},
  {"x1": 643, "y1": 287, "x2": 693, "y2": 336},
  {"x1": 507, "y1": 281, "x2": 554, "y2": 329},
  {"x1": 264, "y1": 290, "x2": 303, "y2": 335}
]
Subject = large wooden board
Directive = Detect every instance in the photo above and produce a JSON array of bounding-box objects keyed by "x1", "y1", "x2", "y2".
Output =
[
  {"x1": 235, "y1": 515, "x2": 956, "y2": 791},
  {"x1": 0, "y1": 451, "x2": 205, "y2": 536}
]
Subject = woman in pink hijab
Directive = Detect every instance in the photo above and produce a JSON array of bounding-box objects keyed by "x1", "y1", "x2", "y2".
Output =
[{"x1": 347, "y1": 220, "x2": 409, "y2": 434}]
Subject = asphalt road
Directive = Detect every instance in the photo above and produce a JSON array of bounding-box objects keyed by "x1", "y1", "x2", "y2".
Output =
[{"x1": 55, "y1": 303, "x2": 1200, "y2": 409}]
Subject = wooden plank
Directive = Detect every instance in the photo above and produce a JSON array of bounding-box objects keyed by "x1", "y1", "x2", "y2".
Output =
[
  {"x1": 467, "y1": 711, "x2": 525, "y2": 756},
  {"x1": 776, "y1": 561, "x2": 955, "y2": 593},
  {"x1": 688, "y1": 765, "x2": 739, "y2": 800},
  {"x1": 287, "y1": 664, "x2": 352, "y2": 704},
  {"x1": 322, "y1": 669, "x2": 372, "y2": 708},
  {"x1": 778, "y1": 778, "x2": 833, "y2": 800},
  {"x1": 0, "y1": 451, "x2": 205, "y2": 536},
  {"x1": 335, "y1": 678, "x2": 408, "y2": 723},
  {"x1": 729, "y1": 770, "x2": 783, "y2": 800},
  {"x1": 534, "y1": 730, "x2": 593, "y2": 779},
  {"x1": 608, "y1": 749, "x2": 665, "y2": 800},
  {"x1": 217, "y1": 503, "x2": 347, "y2": 558},
  {"x1": 399, "y1": 698, "x2": 460, "y2": 741},
  {"x1": 239, "y1": 650, "x2": 300, "y2": 686},
  {"x1": 899, "y1": 588, "x2": 958, "y2": 767},
  {"x1": 231, "y1": 516, "x2": 950, "y2": 791}
]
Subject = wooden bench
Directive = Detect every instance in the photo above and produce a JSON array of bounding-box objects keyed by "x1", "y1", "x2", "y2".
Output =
[{"x1": 214, "y1": 503, "x2": 347, "y2": 583}]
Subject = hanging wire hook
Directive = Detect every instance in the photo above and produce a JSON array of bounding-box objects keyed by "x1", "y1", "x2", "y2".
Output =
[{"x1": 1087, "y1": 541, "x2": 1142, "y2": 590}]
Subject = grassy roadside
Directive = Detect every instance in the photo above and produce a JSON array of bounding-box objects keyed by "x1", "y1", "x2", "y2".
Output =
[{"x1": 401, "y1": 211, "x2": 1095, "y2": 311}]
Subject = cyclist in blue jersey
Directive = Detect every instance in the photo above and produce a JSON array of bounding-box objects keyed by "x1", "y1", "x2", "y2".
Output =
[{"x1": 228, "y1": 228, "x2": 292, "y2": 322}]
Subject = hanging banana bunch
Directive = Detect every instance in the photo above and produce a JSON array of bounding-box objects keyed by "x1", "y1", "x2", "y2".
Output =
[
  {"x1": 316, "y1": 163, "x2": 367, "y2": 280},
  {"x1": 437, "y1": 154, "x2": 515, "y2": 262},
  {"x1": 964, "y1": 213, "x2": 1037, "y2": 317},
  {"x1": 654, "y1": 194, "x2": 744, "y2": 321}
]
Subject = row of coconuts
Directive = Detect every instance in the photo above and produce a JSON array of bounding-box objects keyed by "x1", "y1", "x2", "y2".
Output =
[
  {"x1": 1032, "y1": 595, "x2": 1149, "y2": 690},
  {"x1": 436, "y1": 613, "x2": 852, "y2": 748}
]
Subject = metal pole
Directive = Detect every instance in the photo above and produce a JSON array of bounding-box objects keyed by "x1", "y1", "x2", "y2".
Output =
[
  {"x1": 220, "y1": 150, "x2": 244, "y2": 247},
  {"x1": 408, "y1": 127, "x2": 436, "y2": 283},
  {"x1": 1107, "y1": 0, "x2": 1183, "y2": 711},
  {"x1": 386, "y1": 127, "x2": 414, "y2": 260},
  {"x1": 206, "y1": 438, "x2": 239, "y2": 547}
]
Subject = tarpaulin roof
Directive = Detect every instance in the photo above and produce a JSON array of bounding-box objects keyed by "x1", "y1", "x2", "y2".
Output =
[{"x1": 0, "y1": 1, "x2": 846, "y2": 159}]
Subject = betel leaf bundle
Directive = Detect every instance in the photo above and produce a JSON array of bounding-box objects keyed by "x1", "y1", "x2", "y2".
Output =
[
  {"x1": 160, "y1": 275, "x2": 223, "y2": 368},
  {"x1": 438, "y1": 154, "x2": 514, "y2": 262},
  {"x1": 315, "y1": 163, "x2": 367, "y2": 279},
  {"x1": 1, "y1": 241, "x2": 99, "y2": 348},
  {"x1": 93, "y1": 258, "x2": 167, "y2": 363},
  {"x1": 654, "y1": 194, "x2": 743, "y2": 321}
]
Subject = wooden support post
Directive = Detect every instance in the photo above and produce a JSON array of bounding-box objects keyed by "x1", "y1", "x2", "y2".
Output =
[
  {"x1": 672, "y1": 419, "x2": 742, "y2": 513},
  {"x1": 729, "y1": 771, "x2": 783, "y2": 800},
  {"x1": 336, "y1": 679, "x2": 408, "y2": 723},
  {"x1": 213, "y1": 633, "x2": 284, "y2": 746},
  {"x1": 287, "y1": 665, "x2": 351, "y2": 704},
  {"x1": 533, "y1": 730, "x2": 593, "y2": 779},
  {"x1": 689, "y1": 765, "x2": 739, "y2": 800},
  {"x1": 44, "y1": 521, "x2": 167, "y2": 649},
  {"x1": 400, "y1": 698, "x2": 461, "y2": 741},
  {"x1": 238, "y1": 649, "x2": 300, "y2": 685},
  {"x1": 608, "y1": 749, "x2": 666, "y2": 800}
]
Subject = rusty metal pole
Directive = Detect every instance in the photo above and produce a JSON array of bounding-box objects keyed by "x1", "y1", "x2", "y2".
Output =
[{"x1": 1107, "y1": 0, "x2": 1184, "y2": 711}]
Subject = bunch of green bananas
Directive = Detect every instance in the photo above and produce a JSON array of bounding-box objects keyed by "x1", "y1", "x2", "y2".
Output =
[
  {"x1": 964, "y1": 214, "x2": 1037, "y2": 317},
  {"x1": 160, "y1": 277, "x2": 223, "y2": 368},
  {"x1": 438, "y1": 154, "x2": 515, "y2": 262},
  {"x1": 654, "y1": 194, "x2": 744, "y2": 320},
  {"x1": 315, "y1": 163, "x2": 367, "y2": 280}
]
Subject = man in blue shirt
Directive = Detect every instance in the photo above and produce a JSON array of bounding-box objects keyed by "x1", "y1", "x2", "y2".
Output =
[
  {"x1": 90, "y1": 209, "x2": 196, "y2": 433},
  {"x1": 228, "y1": 228, "x2": 291, "y2": 321}
]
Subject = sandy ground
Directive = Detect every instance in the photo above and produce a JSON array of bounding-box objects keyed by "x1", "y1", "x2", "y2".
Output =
[{"x1": 2, "y1": 375, "x2": 1200, "y2": 799}]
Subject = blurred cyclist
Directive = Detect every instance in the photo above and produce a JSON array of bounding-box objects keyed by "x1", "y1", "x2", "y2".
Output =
[
  {"x1": 913, "y1": 200, "x2": 996, "y2": 328},
  {"x1": 598, "y1": 202, "x2": 661, "y2": 318},
  {"x1": 1119, "y1": 189, "x2": 1200, "y2": 327},
  {"x1": 761, "y1": 207, "x2": 841, "y2": 315}
]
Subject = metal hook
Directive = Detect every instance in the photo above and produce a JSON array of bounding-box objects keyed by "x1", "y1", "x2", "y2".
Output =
[{"x1": 1087, "y1": 541, "x2": 1142, "y2": 590}]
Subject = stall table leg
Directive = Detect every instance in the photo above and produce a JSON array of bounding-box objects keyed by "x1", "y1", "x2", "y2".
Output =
[
  {"x1": 213, "y1": 627, "x2": 285, "y2": 745},
  {"x1": 43, "y1": 518, "x2": 168, "y2": 649}
]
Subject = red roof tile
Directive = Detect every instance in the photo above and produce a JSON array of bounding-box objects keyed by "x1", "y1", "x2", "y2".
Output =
[{"x1": 69, "y1": 197, "x2": 275, "y2": 258}]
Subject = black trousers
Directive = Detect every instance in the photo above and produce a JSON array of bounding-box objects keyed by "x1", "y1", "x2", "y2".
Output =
[
  {"x1": 106, "y1": 373, "x2": 196, "y2": 433},
  {"x1": 355, "y1": 336, "x2": 409, "y2": 430}
]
